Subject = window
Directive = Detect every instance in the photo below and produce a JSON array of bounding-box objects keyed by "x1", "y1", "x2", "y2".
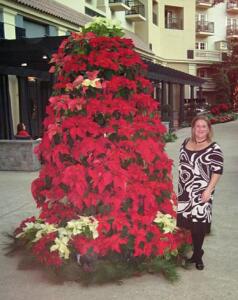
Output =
[
  {"x1": 23, "y1": 19, "x2": 48, "y2": 38},
  {"x1": 153, "y1": 1, "x2": 158, "y2": 26},
  {"x1": 197, "y1": 69, "x2": 206, "y2": 78},
  {"x1": 85, "y1": 7, "x2": 104, "y2": 17},
  {"x1": 0, "y1": 11, "x2": 4, "y2": 39},
  {"x1": 165, "y1": 6, "x2": 183, "y2": 30},
  {"x1": 196, "y1": 14, "x2": 207, "y2": 22},
  {"x1": 227, "y1": 18, "x2": 238, "y2": 26},
  {"x1": 196, "y1": 42, "x2": 207, "y2": 50},
  {"x1": 0, "y1": 22, "x2": 4, "y2": 39},
  {"x1": 15, "y1": 27, "x2": 26, "y2": 39}
]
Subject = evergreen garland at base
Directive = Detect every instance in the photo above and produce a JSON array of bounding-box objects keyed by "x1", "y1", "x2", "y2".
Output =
[{"x1": 5, "y1": 233, "x2": 191, "y2": 285}]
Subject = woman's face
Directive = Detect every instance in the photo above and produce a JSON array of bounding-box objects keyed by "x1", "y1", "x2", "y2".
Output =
[{"x1": 193, "y1": 119, "x2": 209, "y2": 140}]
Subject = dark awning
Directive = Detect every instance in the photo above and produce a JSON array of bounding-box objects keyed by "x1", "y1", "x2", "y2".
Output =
[
  {"x1": 0, "y1": 36, "x2": 204, "y2": 86},
  {"x1": 146, "y1": 61, "x2": 205, "y2": 86}
]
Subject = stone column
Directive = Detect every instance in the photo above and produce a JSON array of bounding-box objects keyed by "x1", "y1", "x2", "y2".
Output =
[
  {"x1": 179, "y1": 84, "x2": 185, "y2": 125},
  {"x1": 2, "y1": 8, "x2": 19, "y2": 134},
  {"x1": 58, "y1": 26, "x2": 69, "y2": 36},
  {"x1": 198, "y1": 86, "x2": 203, "y2": 102},
  {"x1": 190, "y1": 85, "x2": 195, "y2": 100},
  {"x1": 2, "y1": 7, "x2": 16, "y2": 39},
  {"x1": 168, "y1": 82, "x2": 173, "y2": 129}
]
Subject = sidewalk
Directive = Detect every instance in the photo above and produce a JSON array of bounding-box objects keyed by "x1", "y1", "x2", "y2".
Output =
[{"x1": 0, "y1": 120, "x2": 238, "y2": 300}]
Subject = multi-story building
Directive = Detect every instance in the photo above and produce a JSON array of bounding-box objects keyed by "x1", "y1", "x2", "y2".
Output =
[
  {"x1": 0, "y1": 0, "x2": 211, "y2": 139},
  {"x1": 194, "y1": 0, "x2": 237, "y2": 104}
]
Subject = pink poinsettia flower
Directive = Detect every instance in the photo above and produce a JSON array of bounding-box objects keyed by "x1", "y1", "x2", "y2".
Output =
[
  {"x1": 49, "y1": 66, "x2": 56, "y2": 73},
  {"x1": 47, "y1": 124, "x2": 61, "y2": 140},
  {"x1": 65, "y1": 83, "x2": 74, "y2": 91},
  {"x1": 68, "y1": 98, "x2": 85, "y2": 111},
  {"x1": 73, "y1": 75, "x2": 84, "y2": 88},
  {"x1": 86, "y1": 70, "x2": 100, "y2": 80}
]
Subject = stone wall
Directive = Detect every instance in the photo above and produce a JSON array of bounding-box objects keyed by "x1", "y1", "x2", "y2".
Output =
[{"x1": 0, "y1": 140, "x2": 41, "y2": 171}]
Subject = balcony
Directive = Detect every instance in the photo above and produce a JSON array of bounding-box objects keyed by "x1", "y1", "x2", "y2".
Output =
[
  {"x1": 215, "y1": 40, "x2": 228, "y2": 51},
  {"x1": 165, "y1": 17, "x2": 183, "y2": 30},
  {"x1": 227, "y1": 1, "x2": 238, "y2": 13},
  {"x1": 196, "y1": 0, "x2": 213, "y2": 9},
  {"x1": 195, "y1": 50, "x2": 223, "y2": 62},
  {"x1": 196, "y1": 21, "x2": 214, "y2": 37},
  {"x1": 125, "y1": 1, "x2": 146, "y2": 22},
  {"x1": 227, "y1": 25, "x2": 238, "y2": 38},
  {"x1": 201, "y1": 77, "x2": 216, "y2": 91},
  {"x1": 109, "y1": 0, "x2": 130, "y2": 12}
]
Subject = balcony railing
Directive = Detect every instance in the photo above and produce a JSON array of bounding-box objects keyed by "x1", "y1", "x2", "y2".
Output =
[
  {"x1": 109, "y1": 0, "x2": 130, "y2": 11},
  {"x1": 227, "y1": 25, "x2": 238, "y2": 37},
  {"x1": 196, "y1": 0, "x2": 213, "y2": 8},
  {"x1": 195, "y1": 50, "x2": 223, "y2": 62},
  {"x1": 227, "y1": 1, "x2": 238, "y2": 12},
  {"x1": 196, "y1": 21, "x2": 214, "y2": 35},
  {"x1": 201, "y1": 77, "x2": 216, "y2": 91},
  {"x1": 165, "y1": 17, "x2": 183, "y2": 30},
  {"x1": 125, "y1": 1, "x2": 146, "y2": 21},
  {"x1": 109, "y1": 0, "x2": 128, "y2": 3}
]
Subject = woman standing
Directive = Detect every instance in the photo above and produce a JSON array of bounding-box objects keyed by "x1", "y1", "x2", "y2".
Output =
[{"x1": 177, "y1": 115, "x2": 223, "y2": 270}]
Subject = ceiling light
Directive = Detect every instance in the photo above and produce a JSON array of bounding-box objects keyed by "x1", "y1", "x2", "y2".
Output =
[
  {"x1": 42, "y1": 55, "x2": 48, "y2": 59},
  {"x1": 27, "y1": 76, "x2": 36, "y2": 82},
  {"x1": 21, "y1": 63, "x2": 27, "y2": 67}
]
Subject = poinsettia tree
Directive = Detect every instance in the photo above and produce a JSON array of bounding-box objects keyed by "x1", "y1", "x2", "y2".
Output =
[{"x1": 12, "y1": 18, "x2": 190, "y2": 283}]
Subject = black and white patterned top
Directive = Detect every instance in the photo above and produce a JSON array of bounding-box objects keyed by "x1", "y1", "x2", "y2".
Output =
[{"x1": 177, "y1": 139, "x2": 223, "y2": 232}]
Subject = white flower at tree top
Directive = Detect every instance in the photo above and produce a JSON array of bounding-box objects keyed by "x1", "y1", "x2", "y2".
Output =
[{"x1": 85, "y1": 17, "x2": 121, "y2": 30}]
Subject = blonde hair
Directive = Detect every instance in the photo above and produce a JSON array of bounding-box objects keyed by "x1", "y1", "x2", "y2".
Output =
[{"x1": 191, "y1": 115, "x2": 213, "y2": 143}]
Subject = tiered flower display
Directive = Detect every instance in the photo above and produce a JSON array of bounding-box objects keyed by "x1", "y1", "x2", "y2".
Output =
[{"x1": 13, "y1": 18, "x2": 190, "y2": 283}]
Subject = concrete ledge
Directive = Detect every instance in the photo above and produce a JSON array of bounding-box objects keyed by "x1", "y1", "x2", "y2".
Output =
[{"x1": 0, "y1": 139, "x2": 41, "y2": 171}]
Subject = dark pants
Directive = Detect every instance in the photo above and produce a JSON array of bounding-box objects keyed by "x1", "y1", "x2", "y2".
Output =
[{"x1": 191, "y1": 230, "x2": 205, "y2": 262}]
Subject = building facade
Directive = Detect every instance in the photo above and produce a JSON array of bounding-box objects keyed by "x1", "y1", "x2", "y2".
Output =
[
  {"x1": 1, "y1": 0, "x2": 216, "y2": 139},
  {"x1": 195, "y1": 0, "x2": 236, "y2": 104}
]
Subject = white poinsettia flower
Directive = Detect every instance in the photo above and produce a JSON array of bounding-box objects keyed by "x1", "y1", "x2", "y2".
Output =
[
  {"x1": 82, "y1": 79, "x2": 91, "y2": 87},
  {"x1": 33, "y1": 223, "x2": 58, "y2": 242},
  {"x1": 16, "y1": 216, "x2": 99, "y2": 259},
  {"x1": 16, "y1": 221, "x2": 57, "y2": 240},
  {"x1": 50, "y1": 236, "x2": 70, "y2": 259},
  {"x1": 85, "y1": 17, "x2": 122, "y2": 31},
  {"x1": 66, "y1": 216, "x2": 99, "y2": 239},
  {"x1": 58, "y1": 227, "x2": 71, "y2": 239},
  {"x1": 154, "y1": 212, "x2": 177, "y2": 234}
]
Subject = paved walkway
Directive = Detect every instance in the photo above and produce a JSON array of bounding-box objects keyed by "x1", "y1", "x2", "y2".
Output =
[{"x1": 0, "y1": 120, "x2": 238, "y2": 300}]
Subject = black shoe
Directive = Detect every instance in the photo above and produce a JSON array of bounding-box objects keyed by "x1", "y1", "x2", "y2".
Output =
[{"x1": 196, "y1": 259, "x2": 204, "y2": 270}]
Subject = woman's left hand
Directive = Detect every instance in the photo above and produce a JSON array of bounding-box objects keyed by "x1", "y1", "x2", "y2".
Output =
[{"x1": 201, "y1": 188, "x2": 212, "y2": 203}]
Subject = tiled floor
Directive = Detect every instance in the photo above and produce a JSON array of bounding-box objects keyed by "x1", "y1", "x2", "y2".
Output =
[{"x1": 0, "y1": 120, "x2": 237, "y2": 300}]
